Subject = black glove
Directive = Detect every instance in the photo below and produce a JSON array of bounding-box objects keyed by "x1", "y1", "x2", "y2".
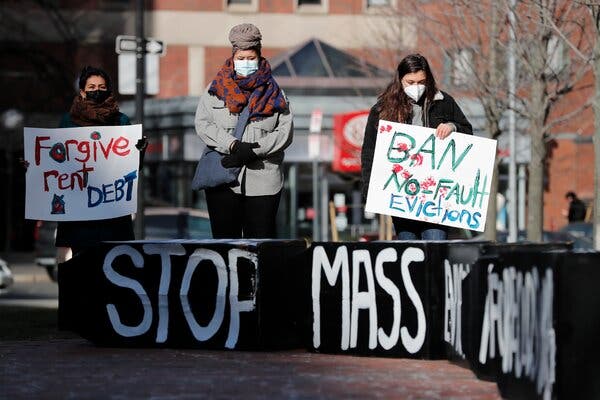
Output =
[
  {"x1": 135, "y1": 136, "x2": 148, "y2": 151},
  {"x1": 18, "y1": 158, "x2": 29, "y2": 171},
  {"x1": 231, "y1": 141, "x2": 259, "y2": 164},
  {"x1": 221, "y1": 153, "x2": 244, "y2": 168},
  {"x1": 135, "y1": 136, "x2": 148, "y2": 169}
]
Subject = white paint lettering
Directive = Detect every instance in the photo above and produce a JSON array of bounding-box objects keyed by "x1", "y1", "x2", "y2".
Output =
[
  {"x1": 142, "y1": 243, "x2": 186, "y2": 343},
  {"x1": 226, "y1": 249, "x2": 258, "y2": 349},
  {"x1": 312, "y1": 246, "x2": 350, "y2": 350},
  {"x1": 375, "y1": 248, "x2": 400, "y2": 350},
  {"x1": 180, "y1": 249, "x2": 228, "y2": 342},
  {"x1": 103, "y1": 245, "x2": 152, "y2": 338},
  {"x1": 350, "y1": 249, "x2": 378, "y2": 349},
  {"x1": 400, "y1": 247, "x2": 426, "y2": 354}
]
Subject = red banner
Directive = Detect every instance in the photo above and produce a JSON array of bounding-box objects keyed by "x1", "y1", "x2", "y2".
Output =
[{"x1": 332, "y1": 110, "x2": 369, "y2": 173}]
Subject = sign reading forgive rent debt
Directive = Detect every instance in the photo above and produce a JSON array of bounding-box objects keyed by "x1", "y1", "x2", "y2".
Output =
[
  {"x1": 24, "y1": 125, "x2": 142, "y2": 221},
  {"x1": 365, "y1": 121, "x2": 496, "y2": 232}
]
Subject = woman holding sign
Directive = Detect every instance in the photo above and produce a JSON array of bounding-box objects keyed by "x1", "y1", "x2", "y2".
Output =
[
  {"x1": 54, "y1": 66, "x2": 146, "y2": 261},
  {"x1": 194, "y1": 24, "x2": 293, "y2": 239},
  {"x1": 361, "y1": 54, "x2": 473, "y2": 240}
]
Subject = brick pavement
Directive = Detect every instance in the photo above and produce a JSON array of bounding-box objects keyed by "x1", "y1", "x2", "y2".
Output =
[{"x1": 0, "y1": 339, "x2": 501, "y2": 399}]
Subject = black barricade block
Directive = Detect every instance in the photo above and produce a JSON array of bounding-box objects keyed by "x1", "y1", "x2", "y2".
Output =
[
  {"x1": 439, "y1": 241, "x2": 491, "y2": 366},
  {"x1": 554, "y1": 251, "x2": 600, "y2": 399},
  {"x1": 494, "y1": 250, "x2": 600, "y2": 400},
  {"x1": 58, "y1": 239, "x2": 308, "y2": 350},
  {"x1": 464, "y1": 243, "x2": 572, "y2": 386},
  {"x1": 309, "y1": 241, "x2": 448, "y2": 359}
]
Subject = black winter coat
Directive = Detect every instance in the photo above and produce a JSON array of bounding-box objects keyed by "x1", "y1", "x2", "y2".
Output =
[{"x1": 360, "y1": 91, "x2": 473, "y2": 199}]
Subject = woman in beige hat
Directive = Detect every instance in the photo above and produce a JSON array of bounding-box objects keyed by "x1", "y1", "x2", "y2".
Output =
[{"x1": 194, "y1": 23, "x2": 293, "y2": 239}]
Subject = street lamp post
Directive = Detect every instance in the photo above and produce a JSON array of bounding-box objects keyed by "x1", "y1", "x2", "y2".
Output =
[
  {"x1": 507, "y1": 0, "x2": 518, "y2": 242},
  {"x1": 134, "y1": 0, "x2": 146, "y2": 240}
]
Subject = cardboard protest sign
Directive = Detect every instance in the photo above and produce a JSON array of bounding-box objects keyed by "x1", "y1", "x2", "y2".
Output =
[
  {"x1": 24, "y1": 125, "x2": 142, "y2": 221},
  {"x1": 365, "y1": 121, "x2": 496, "y2": 232}
]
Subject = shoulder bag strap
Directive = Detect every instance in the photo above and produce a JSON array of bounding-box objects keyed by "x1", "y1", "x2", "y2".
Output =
[{"x1": 232, "y1": 106, "x2": 251, "y2": 141}]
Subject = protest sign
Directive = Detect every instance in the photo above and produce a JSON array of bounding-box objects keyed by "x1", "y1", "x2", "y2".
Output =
[
  {"x1": 365, "y1": 121, "x2": 496, "y2": 232},
  {"x1": 24, "y1": 125, "x2": 142, "y2": 221}
]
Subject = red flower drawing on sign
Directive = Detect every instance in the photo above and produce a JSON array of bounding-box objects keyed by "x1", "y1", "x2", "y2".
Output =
[
  {"x1": 392, "y1": 164, "x2": 403, "y2": 173},
  {"x1": 397, "y1": 143, "x2": 409, "y2": 151},
  {"x1": 401, "y1": 170, "x2": 411, "y2": 179},
  {"x1": 438, "y1": 187, "x2": 449, "y2": 199},
  {"x1": 421, "y1": 176, "x2": 436, "y2": 190},
  {"x1": 379, "y1": 124, "x2": 393, "y2": 133},
  {"x1": 411, "y1": 153, "x2": 423, "y2": 166}
]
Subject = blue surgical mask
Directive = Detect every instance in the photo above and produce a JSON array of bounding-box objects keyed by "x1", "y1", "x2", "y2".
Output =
[{"x1": 234, "y1": 59, "x2": 259, "y2": 77}]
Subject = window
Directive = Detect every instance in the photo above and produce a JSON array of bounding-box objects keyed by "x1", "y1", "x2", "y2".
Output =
[
  {"x1": 225, "y1": 0, "x2": 258, "y2": 12},
  {"x1": 367, "y1": 0, "x2": 390, "y2": 6},
  {"x1": 99, "y1": 0, "x2": 132, "y2": 10},
  {"x1": 446, "y1": 48, "x2": 474, "y2": 87},
  {"x1": 290, "y1": 41, "x2": 328, "y2": 77},
  {"x1": 365, "y1": 0, "x2": 396, "y2": 10},
  {"x1": 296, "y1": 0, "x2": 328, "y2": 13},
  {"x1": 546, "y1": 36, "x2": 568, "y2": 76}
]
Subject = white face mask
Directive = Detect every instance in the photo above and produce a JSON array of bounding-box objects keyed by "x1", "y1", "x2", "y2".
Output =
[
  {"x1": 234, "y1": 59, "x2": 259, "y2": 77},
  {"x1": 403, "y1": 84, "x2": 426, "y2": 102}
]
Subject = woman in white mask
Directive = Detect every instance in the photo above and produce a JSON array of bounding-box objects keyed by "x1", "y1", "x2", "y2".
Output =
[
  {"x1": 360, "y1": 53, "x2": 472, "y2": 240},
  {"x1": 194, "y1": 23, "x2": 293, "y2": 239}
]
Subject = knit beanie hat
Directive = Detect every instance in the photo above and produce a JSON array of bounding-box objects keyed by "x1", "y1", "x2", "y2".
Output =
[{"x1": 229, "y1": 23, "x2": 262, "y2": 53}]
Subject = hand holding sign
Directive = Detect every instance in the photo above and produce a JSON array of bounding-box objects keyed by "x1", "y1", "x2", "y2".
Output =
[{"x1": 365, "y1": 121, "x2": 497, "y2": 232}]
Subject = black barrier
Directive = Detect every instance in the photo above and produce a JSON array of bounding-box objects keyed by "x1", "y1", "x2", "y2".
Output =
[
  {"x1": 443, "y1": 243, "x2": 571, "y2": 378},
  {"x1": 491, "y1": 250, "x2": 600, "y2": 400},
  {"x1": 309, "y1": 241, "x2": 447, "y2": 359},
  {"x1": 59, "y1": 239, "x2": 307, "y2": 349},
  {"x1": 553, "y1": 251, "x2": 600, "y2": 400}
]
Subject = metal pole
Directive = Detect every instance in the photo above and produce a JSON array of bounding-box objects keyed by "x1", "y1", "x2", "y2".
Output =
[
  {"x1": 4, "y1": 133, "x2": 12, "y2": 251},
  {"x1": 518, "y1": 163, "x2": 526, "y2": 230},
  {"x1": 507, "y1": 0, "x2": 518, "y2": 242},
  {"x1": 134, "y1": 0, "x2": 145, "y2": 240},
  {"x1": 312, "y1": 158, "x2": 319, "y2": 242},
  {"x1": 289, "y1": 164, "x2": 298, "y2": 238},
  {"x1": 320, "y1": 165, "x2": 329, "y2": 241}
]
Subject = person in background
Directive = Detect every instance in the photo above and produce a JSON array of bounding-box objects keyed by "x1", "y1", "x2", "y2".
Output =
[
  {"x1": 194, "y1": 23, "x2": 293, "y2": 239},
  {"x1": 565, "y1": 191, "x2": 587, "y2": 223},
  {"x1": 361, "y1": 53, "x2": 473, "y2": 240},
  {"x1": 23, "y1": 66, "x2": 147, "y2": 263}
]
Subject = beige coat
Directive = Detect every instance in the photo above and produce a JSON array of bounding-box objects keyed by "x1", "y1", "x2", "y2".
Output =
[{"x1": 194, "y1": 90, "x2": 293, "y2": 196}]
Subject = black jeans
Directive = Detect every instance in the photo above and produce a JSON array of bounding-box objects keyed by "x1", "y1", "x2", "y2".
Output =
[
  {"x1": 205, "y1": 185, "x2": 282, "y2": 239},
  {"x1": 392, "y1": 217, "x2": 448, "y2": 240}
]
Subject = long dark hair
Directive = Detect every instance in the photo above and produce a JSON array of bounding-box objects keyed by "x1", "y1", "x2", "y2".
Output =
[
  {"x1": 78, "y1": 66, "x2": 112, "y2": 91},
  {"x1": 378, "y1": 54, "x2": 438, "y2": 123}
]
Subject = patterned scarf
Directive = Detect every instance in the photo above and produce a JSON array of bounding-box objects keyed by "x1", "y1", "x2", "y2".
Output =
[
  {"x1": 208, "y1": 57, "x2": 287, "y2": 121},
  {"x1": 70, "y1": 95, "x2": 120, "y2": 126}
]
